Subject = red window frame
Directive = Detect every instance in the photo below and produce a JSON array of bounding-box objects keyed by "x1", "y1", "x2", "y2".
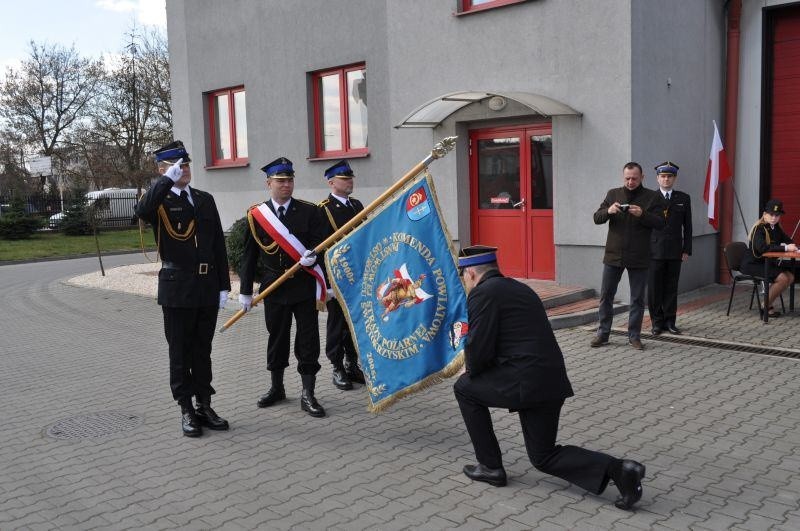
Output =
[
  {"x1": 311, "y1": 63, "x2": 368, "y2": 159},
  {"x1": 207, "y1": 86, "x2": 248, "y2": 167},
  {"x1": 459, "y1": 0, "x2": 528, "y2": 14}
]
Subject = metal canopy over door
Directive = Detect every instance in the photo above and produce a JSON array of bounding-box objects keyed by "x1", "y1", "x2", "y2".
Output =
[{"x1": 469, "y1": 123, "x2": 554, "y2": 279}]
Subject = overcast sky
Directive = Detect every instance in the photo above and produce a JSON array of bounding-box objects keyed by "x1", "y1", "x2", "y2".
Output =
[{"x1": 1, "y1": 0, "x2": 166, "y2": 74}]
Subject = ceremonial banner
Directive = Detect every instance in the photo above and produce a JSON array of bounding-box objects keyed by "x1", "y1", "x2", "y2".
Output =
[{"x1": 325, "y1": 172, "x2": 467, "y2": 411}]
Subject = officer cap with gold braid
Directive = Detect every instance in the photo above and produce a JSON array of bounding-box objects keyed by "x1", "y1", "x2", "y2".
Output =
[
  {"x1": 654, "y1": 161, "x2": 679, "y2": 175},
  {"x1": 458, "y1": 245, "x2": 498, "y2": 270},
  {"x1": 154, "y1": 140, "x2": 191, "y2": 164},
  {"x1": 262, "y1": 157, "x2": 295, "y2": 178},
  {"x1": 324, "y1": 159, "x2": 354, "y2": 179}
]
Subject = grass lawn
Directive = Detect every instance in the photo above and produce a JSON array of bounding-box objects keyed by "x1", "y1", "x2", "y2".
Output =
[{"x1": 0, "y1": 228, "x2": 157, "y2": 262}]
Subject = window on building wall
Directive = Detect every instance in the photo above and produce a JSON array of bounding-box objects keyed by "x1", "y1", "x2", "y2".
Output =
[
  {"x1": 459, "y1": 0, "x2": 528, "y2": 14},
  {"x1": 207, "y1": 86, "x2": 248, "y2": 167},
  {"x1": 311, "y1": 63, "x2": 368, "y2": 158}
]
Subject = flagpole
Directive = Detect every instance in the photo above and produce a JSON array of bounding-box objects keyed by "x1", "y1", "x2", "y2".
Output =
[
  {"x1": 731, "y1": 185, "x2": 748, "y2": 239},
  {"x1": 219, "y1": 136, "x2": 458, "y2": 333}
]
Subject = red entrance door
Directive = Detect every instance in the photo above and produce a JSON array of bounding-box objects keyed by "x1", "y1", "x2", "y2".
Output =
[{"x1": 469, "y1": 124, "x2": 554, "y2": 279}]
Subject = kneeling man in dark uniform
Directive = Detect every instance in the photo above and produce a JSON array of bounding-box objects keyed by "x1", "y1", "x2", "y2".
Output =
[{"x1": 453, "y1": 245, "x2": 646, "y2": 510}]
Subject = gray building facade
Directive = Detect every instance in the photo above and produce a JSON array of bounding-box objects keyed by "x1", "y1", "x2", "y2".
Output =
[{"x1": 166, "y1": 0, "x2": 741, "y2": 297}]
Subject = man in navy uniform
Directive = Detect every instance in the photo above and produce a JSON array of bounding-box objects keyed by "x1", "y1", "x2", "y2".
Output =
[
  {"x1": 648, "y1": 162, "x2": 691, "y2": 335},
  {"x1": 318, "y1": 160, "x2": 365, "y2": 390},
  {"x1": 135, "y1": 140, "x2": 231, "y2": 437},
  {"x1": 239, "y1": 157, "x2": 329, "y2": 417},
  {"x1": 454, "y1": 245, "x2": 646, "y2": 510}
]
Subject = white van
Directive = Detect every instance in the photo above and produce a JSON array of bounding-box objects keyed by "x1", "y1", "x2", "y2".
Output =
[{"x1": 49, "y1": 188, "x2": 141, "y2": 229}]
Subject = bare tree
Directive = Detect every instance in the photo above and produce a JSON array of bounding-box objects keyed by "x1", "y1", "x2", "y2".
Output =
[
  {"x1": 0, "y1": 130, "x2": 35, "y2": 195},
  {"x1": 89, "y1": 26, "x2": 172, "y2": 192},
  {"x1": 0, "y1": 42, "x2": 103, "y2": 165}
]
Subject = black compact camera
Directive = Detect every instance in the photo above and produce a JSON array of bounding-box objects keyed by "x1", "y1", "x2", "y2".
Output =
[{"x1": 619, "y1": 204, "x2": 630, "y2": 212}]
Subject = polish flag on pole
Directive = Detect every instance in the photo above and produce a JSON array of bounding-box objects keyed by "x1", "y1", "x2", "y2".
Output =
[{"x1": 703, "y1": 121, "x2": 732, "y2": 230}]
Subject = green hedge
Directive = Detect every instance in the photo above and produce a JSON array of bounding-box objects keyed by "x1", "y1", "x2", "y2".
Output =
[
  {"x1": 226, "y1": 216, "x2": 266, "y2": 279},
  {"x1": 0, "y1": 195, "x2": 43, "y2": 240}
]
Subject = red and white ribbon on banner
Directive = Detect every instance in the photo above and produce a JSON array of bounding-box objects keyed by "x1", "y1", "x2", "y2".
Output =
[{"x1": 250, "y1": 203, "x2": 328, "y2": 305}]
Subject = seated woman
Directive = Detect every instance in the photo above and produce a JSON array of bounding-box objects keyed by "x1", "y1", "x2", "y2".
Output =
[{"x1": 740, "y1": 199, "x2": 798, "y2": 317}]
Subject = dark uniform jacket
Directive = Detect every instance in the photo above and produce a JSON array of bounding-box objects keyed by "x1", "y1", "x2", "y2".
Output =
[
  {"x1": 319, "y1": 194, "x2": 364, "y2": 234},
  {"x1": 465, "y1": 270, "x2": 574, "y2": 407},
  {"x1": 239, "y1": 198, "x2": 328, "y2": 304},
  {"x1": 650, "y1": 190, "x2": 692, "y2": 260},
  {"x1": 593, "y1": 185, "x2": 666, "y2": 268},
  {"x1": 135, "y1": 176, "x2": 231, "y2": 308},
  {"x1": 741, "y1": 222, "x2": 793, "y2": 276}
]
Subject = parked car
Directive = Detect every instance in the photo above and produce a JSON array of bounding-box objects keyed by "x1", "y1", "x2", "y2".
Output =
[{"x1": 49, "y1": 188, "x2": 141, "y2": 229}]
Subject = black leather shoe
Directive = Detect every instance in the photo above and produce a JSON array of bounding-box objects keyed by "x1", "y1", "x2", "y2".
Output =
[
  {"x1": 181, "y1": 408, "x2": 202, "y2": 438},
  {"x1": 331, "y1": 368, "x2": 353, "y2": 390},
  {"x1": 665, "y1": 324, "x2": 681, "y2": 334},
  {"x1": 195, "y1": 402, "x2": 229, "y2": 430},
  {"x1": 345, "y1": 366, "x2": 366, "y2": 384},
  {"x1": 300, "y1": 389, "x2": 326, "y2": 417},
  {"x1": 614, "y1": 460, "x2": 645, "y2": 510},
  {"x1": 257, "y1": 387, "x2": 286, "y2": 408},
  {"x1": 651, "y1": 326, "x2": 662, "y2": 336},
  {"x1": 463, "y1": 463, "x2": 507, "y2": 487}
]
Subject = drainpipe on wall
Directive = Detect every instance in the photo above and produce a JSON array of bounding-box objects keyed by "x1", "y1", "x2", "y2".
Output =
[{"x1": 720, "y1": 0, "x2": 741, "y2": 284}]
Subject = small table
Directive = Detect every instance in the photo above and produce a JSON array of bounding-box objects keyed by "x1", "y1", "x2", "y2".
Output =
[{"x1": 762, "y1": 251, "x2": 800, "y2": 323}]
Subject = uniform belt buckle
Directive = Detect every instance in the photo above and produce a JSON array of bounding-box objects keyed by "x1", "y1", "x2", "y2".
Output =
[{"x1": 198, "y1": 263, "x2": 209, "y2": 275}]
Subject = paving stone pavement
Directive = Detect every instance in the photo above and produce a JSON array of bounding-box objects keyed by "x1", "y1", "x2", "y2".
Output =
[{"x1": 1, "y1": 255, "x2": 799, "y2": 530}]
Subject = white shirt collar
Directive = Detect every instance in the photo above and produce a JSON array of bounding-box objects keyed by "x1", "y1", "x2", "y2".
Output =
[
  {"x1": 660, "y1": 188, "x2": 672, "y2": 196},
  {"x1": 271, "y1": 197, "x2": 292, "y2": 211},
  {"x1": 171, "y1": 185, "x2": 193, "y2": 206},
  {"x1": 331, "y1": 193, "x2": 350, "y2": 205}
]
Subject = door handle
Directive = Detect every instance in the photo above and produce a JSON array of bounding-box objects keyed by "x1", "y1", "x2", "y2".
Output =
[{"x1": 513, "y1": 198, "x2": 526, "y2": 208}]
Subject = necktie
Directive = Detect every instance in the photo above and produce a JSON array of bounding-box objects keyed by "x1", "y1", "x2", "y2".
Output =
[
  {"x1": 180, "y1": 190, "x2": 193, "y2": 211},
  {"x1": 665, "y1": 192, "x2": 670, "y2": 201},
  {"x1": 345, "y1": 199, "x2": 353, "y2": 210},
  {"x1": 278, "y1": 205, "x2": 286, "y2": 221}
]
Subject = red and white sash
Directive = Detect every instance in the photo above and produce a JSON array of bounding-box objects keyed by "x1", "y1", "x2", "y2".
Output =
[{"x1": 250, "y1": 202, "x2": 327, "y2": 304}]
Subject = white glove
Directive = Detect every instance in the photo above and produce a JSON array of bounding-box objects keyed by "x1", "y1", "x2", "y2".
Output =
[
  {"x1": 164, "y1": 158, "x2": 184, "y2": 182},
  {"x1": 219, "y1": 290, "x2": 229, "y2": 309},
  {"x1": 238, "y1": 294, "x2": 253, "y2": 312},
  {"x1": 326, "y1": 288, "x2": 336, "y2": 300},
  {"x1": 299, "y1": 249, "x2": 316, "y2": 267}
]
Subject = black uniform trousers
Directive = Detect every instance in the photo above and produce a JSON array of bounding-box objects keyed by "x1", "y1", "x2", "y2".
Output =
[
  {"x1": 325, "y1": 298, "x2": 357, "y2": 369},
  {"x1": 264, "y1": 297, "x2": 321, "y2": 375},
  {"x1": 648, "y1": 259, "x2": 682, "y2": 328},
  {"x1": 455, "y1": 375, "x2": 613, "y2": 495},
  {"x1": 162, "y1": 305, "x2": 218, "y2": 404}
]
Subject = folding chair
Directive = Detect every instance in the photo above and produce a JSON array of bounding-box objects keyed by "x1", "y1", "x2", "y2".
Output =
[{"x1": 723, "y1": 241, "x2": 784, "y2": 316}]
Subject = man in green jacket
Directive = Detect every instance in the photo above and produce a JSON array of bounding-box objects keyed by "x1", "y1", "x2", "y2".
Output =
[{"x1": 591, "y1": 162, "x2": 666, "y2": 350}]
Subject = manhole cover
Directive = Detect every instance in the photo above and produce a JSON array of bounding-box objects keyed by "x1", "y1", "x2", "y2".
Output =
[{"x1": 46, "y1": 411, "x2": 143, "y2": 440}]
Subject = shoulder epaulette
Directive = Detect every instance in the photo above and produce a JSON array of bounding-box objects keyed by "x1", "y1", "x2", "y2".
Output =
[
  {"x1": 294, "y1": 198, "x2": 317, "y2": 206},
  {"x1": 318, "y1": 198, "x2": 331, "y2": 207}
]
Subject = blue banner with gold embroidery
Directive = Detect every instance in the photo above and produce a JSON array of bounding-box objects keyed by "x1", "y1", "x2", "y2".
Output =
[{"x1": 325, "y1": 172, "x2": 467, "y2": 411}]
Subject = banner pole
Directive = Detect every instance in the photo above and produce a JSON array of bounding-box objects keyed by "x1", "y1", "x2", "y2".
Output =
[{"x1": 220, "y1": 136, "x2": 458, "y2": 333}]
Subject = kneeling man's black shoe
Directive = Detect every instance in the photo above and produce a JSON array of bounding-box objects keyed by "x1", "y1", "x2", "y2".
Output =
[
  {"x1": 651, "y1": 326, "x2": 662, "y2": 336},
  {"x1": 463, "y1": 463, "x2": 507, "y2": 487},
  {"x1": 665, "y1": 324, "x2": 681, "y2": 334},
  {"x1": 614, "y1": 460, "x2": 645, "y2": 510},
  {"x1": 257, "y1": 387, "x2": 286, "y2": 408}
]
